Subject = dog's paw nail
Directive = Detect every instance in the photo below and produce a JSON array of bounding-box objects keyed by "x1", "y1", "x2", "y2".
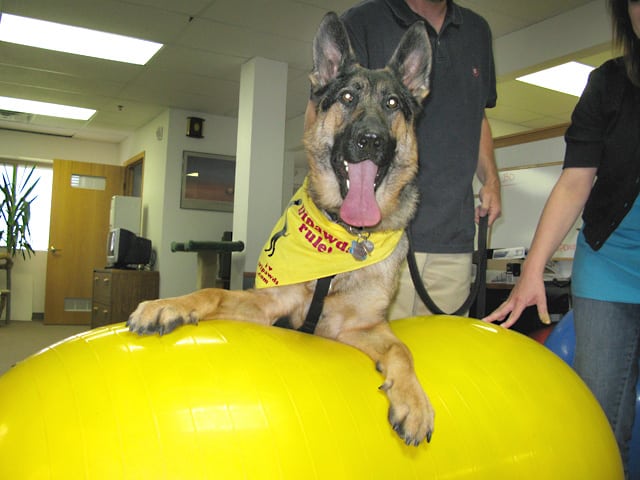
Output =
[
  {"x1": 426, "y1": 430, "x2": 433, "y2": 443},
  {"x1": 378, "y1": 379, "x2": 393, "y2": 391},
  {"x1": 378, "y1": 381, "x2": 390, "y2": 391}
]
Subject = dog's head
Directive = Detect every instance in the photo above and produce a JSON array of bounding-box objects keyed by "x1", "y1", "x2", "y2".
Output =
[{"x1": 304, "y1": 12, "x2": 432, "y2": 231}]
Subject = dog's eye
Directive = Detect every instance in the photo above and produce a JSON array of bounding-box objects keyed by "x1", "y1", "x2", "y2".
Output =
[
  {"x1": 386, "y1": 96, "x2": 400, "y2": 110},
  {"x1": 340, "y1": 91, "x2": 355, "y2": 105}
]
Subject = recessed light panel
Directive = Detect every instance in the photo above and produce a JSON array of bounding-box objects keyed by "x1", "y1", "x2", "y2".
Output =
[
  {"x1": 0, "y1": 13, "x2": 162, "y2": 65},
  {"x1": 516, "y1": 61, "x2": 595, "y2": 97},
  {"x1": 0, "y1": 96, "x2": 96, "y2": 120}
]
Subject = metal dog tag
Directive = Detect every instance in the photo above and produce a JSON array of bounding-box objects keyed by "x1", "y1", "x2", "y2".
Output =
[
  {"x1": 350, "y1": 240, "x2": 368, "y2": 261},
  {"x1": 348, "y1": 229, "x2": 375, "y2": 261},
  {"x1": 350, "y1": 237, "x2": 375, "y2": 261}
]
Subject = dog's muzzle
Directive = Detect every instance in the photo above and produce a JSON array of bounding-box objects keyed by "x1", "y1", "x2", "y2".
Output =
[{"x1": 331, "y1": 118, "x2": 396, "y2": 228}]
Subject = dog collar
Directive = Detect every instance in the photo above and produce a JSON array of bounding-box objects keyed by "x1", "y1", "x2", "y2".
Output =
[{"x1": 255, "y1": 178, "x2": 403, "y2": 288}]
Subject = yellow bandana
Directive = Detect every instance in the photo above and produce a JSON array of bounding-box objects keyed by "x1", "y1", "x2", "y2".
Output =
[{"x1": 255, "y1": 179, "x2": 403, "y2": 288}]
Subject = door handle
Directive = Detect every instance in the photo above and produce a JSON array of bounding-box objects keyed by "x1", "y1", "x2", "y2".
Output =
[{"x1": 49, "y1": 245, "x2": 62, "y2": 254}]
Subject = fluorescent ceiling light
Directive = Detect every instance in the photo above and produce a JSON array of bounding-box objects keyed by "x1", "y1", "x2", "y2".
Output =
[
  {"x1": 516, "y1": 61, "x2": 595, "y2": 97},
  {"x1": 0, "y1": 13, "x2": 162, "y2": 65},
  {"x1": 0, "y1": 96, "x2": 95, "y2": 120}
]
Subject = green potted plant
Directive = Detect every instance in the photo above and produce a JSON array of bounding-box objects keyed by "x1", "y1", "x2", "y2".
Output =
[
  {"x1": 0, "y1": 165, "x2": 39, "y2": 323},
  {"x1": 0, "y1": 165, "x2": 39, "y2": 259}
]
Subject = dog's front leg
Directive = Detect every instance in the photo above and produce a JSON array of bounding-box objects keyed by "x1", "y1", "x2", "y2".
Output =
[
  {"x1": 127, "y1": 285, "x2": 310, "y2": 335},
  {"x1": 339, "y1": 323, "x2": 435, "y2": 445}
]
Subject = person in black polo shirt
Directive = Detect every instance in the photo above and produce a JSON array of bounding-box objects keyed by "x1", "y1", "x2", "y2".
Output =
[{"x1": 306, "y1": 0, "x2": 502, "y2": 317}]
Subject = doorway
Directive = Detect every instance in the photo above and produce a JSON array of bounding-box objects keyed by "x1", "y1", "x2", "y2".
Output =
[{"x1": 44, "y1": 159, "x2": 124, "y2": 325}]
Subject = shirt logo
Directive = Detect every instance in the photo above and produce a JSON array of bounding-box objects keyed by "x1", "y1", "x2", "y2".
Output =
[{"x1": 472, "y1": 67, "x2": 480, "y2": 78}]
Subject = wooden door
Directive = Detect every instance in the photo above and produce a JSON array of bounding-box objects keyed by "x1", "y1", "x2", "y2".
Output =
[{"x1": 44, "y1": 160, "x2": 124, "y2": 325}]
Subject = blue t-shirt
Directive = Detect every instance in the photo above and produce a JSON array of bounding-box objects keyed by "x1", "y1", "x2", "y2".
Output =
[{"x1": 572, "y1": 194, "x2": 640, "y2": 303}]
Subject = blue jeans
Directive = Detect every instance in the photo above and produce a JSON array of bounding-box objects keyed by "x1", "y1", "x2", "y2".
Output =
[{"x1": 573, "y1": 296, "x2": 640, "y2": 476}]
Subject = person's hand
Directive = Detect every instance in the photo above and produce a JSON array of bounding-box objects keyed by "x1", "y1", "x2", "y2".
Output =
[
  {"x1": 475, "y1": 182, "x2": 501, "y2": 226},
  {"x1": 482, "y1": 273, "x2": 551, "y2": 328}
]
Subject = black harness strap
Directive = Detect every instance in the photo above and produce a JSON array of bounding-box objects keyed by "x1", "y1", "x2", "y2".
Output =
[{"x1": 298, "y1": 275, "x2": 334, "y2": 334}]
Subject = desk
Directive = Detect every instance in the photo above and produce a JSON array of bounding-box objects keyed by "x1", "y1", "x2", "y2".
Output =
[{"x1": 92, "y1": 269, "x2": 159, "y2": 328}]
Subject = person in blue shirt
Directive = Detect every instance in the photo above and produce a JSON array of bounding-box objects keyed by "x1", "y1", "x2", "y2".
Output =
[{"x1": 484, "y1": 0, "x2": 640, "y2": 474}]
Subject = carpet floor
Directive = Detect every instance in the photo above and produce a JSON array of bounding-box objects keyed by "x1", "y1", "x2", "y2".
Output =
[{"x1": 0, "y1": 320, "x2": 88, "y2": 376}]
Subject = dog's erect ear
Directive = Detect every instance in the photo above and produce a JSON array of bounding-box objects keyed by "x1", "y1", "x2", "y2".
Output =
[
  {"x1": 387, "y1": 21, "x2": 432, "y2": 102},
  {"x1": 310, "y1": 12, "x2": 356, "y2": 90}
]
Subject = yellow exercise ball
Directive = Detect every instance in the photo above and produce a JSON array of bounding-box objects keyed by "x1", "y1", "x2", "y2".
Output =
[{"x1": 0, "y1": 316, "x2": 623, "y2": 479}]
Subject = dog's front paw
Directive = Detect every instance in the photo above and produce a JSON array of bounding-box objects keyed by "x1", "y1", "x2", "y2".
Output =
[
  {"x1": 381, "y1": 376, "x2": 435, "y2": 446},
  {"x1": 126, "y1": 299, "x2": 198, "y2": 335}
]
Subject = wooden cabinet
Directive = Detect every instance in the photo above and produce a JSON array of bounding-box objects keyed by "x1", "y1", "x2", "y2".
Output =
[{"x1": 92, "y1": 269, "x2": 159, "y2": 328}]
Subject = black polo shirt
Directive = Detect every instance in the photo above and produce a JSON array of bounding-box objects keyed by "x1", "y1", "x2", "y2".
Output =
[{"x1": 342, "y1": 0, "x2": 497, "y2": 253}]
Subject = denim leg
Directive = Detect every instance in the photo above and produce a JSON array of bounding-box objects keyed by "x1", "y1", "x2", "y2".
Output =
[{"x1": 573, "y1": 296, "x2": 640, "y2": 476}]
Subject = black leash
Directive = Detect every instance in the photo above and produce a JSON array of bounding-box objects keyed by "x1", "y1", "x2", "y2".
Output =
[
  {"x1": 287, "y1": 215, "x2": 488, "y2": 331},
  {"x1": 408, "y1": 215, "x2": 488, "y2": 317}
]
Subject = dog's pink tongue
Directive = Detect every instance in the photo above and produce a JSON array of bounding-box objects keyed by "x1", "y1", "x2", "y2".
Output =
[{"x1": 340, "y1": 160, "x2": 381, "y2": 227}]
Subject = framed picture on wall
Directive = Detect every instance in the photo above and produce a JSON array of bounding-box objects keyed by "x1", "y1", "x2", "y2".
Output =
[{"x1": 180, "y1": 151, "x2": 236, "y2": 212}]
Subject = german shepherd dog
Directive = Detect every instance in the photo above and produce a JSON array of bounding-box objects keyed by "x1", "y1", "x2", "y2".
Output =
[{"x1": 127, "y1": 12, "x2": 434, "y2": 446}]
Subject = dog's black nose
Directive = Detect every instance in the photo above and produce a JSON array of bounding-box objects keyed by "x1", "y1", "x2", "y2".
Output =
[
  {"x1": 357, "y1": 132, "x2": 382, "y2": 150},
  {"x1": 356, "y1": 131, "x2": 386, "y2": 159}
]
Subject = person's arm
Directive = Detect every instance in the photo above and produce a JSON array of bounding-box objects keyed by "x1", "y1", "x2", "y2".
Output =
[
  {"x1": 475, "y1": 114, "x2": 501, "y2": 226},
  {"x1": 483, "y1": 166, "x2": 596, "y2": 328}
]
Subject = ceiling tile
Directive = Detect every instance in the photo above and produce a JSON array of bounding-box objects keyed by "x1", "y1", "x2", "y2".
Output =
[
  {"x1": 2, "y1": 0, "x2": 190, "y2": 42},
  {"x1": 0, "y1": 0, "x2": 618, "y2": 143}
]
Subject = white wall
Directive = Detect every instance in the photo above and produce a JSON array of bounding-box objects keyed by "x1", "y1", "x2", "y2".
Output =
[
  {"x1": 0, "y1": 110, "x2": 239, "y2": 317},
  {"x1": 120, "y1": 109, "x2": 237, "y2": 298},
  {"x1": 494, "y1": 0, "x2": 610, "y2": 77},
  {"x1": 487, "y1": 136, "x2": 580, "y2": 261},
  {"x1": 0, "y1": 129, "x2": 120, "y2": 320},
  {"x1": 0, "y1": 129, "x2": 120, "y2": 166},
  {"x1": 0, "y1": 253, "x2": 47, "y2": 321},
  {"x1": 495, "y1": 136, "x2": 566, "y2": 170},
  {"x1": 119, "y1": 109, "x2": 170, "y2": 275}
]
